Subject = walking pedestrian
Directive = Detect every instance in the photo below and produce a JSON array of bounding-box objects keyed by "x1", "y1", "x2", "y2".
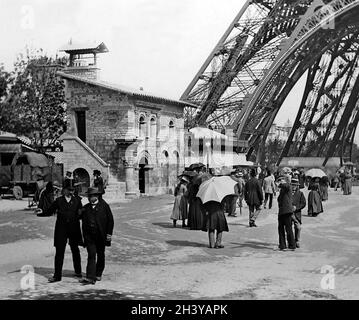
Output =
[
  {"x1": 277, "y1": 176, "x2": 296, "y2": 251},
  {"x1": 291, "y1": 178, "x2": 306, "y2": 248},
  {"x1": 47, "y1": 180, "x2": 83, "y2": 283},
  {"x1": 263, "y1": 169, "x2": 276, "y2": 209},
  {"x1": 226, "y1": 170, "x2": 240, "y2": 217},
  {"x1": 93, "y1": 170, "x2": 105, "y2": 199},
  {"x1": 308, "y1": 183, "x2": 323, "y2": 217},
  {"x1": 243, "y1": 168, "x2": 263, "y2": 227},
  {"x1": 202, "y1": 201, "x2": 229, "y2": 248},
  {"x1": 319, "y1": 176, "x2": 329, "y2": 201},
  {"x1": 343, "y1": 169, "x2": 353, "y2": 195},
  {"x1": 333, "y1": 172, "x2": 340, "y2": 191},
  {"x1": 236, "y1": 171, "x2": 245, "y2": 215},
  {"x1": 187, "y1": 165, "x2": 207, "y2": 230},
  {"x1": 79, "y1": 187, "x2": 114, "y2": 285},
  {"x1": 170, "y1": 177, "x2": 189, "y2": 228}
]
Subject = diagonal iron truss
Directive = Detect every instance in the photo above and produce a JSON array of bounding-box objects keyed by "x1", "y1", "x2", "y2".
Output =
[{"x1": 182, "y1": 0, "x2": 359, "y2": 165}]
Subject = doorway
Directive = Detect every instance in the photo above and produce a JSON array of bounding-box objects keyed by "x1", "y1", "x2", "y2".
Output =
[
  {"x1": 139, "y1": 156, "x2": 148, "y2": 194},
  {"x1": 73, "y1": 168, "x2": 90, "y2": 194}
]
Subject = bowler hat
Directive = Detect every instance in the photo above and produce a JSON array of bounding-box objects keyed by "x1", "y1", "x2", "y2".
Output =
[
  {"x1": 87, "y1": 187, "x2": 102, "y2": 196},
  {"x1": 93, "y1": 170, "x2": 101, "y2": 176},
  {"x1": 62, "y1": 179, "x2": 74, "y2": 190}
]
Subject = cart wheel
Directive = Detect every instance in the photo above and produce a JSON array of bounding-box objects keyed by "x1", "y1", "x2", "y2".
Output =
[{"x1": 13, "y1": 186, "x2": 23, "y2": 200}]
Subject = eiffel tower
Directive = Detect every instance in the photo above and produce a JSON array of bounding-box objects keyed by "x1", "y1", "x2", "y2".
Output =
[{"x1": 182, "y1": 0, "x2": 359, "y2": 166}]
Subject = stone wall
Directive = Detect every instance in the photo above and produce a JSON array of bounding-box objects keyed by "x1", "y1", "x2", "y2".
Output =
[{"x1": 62, "y1": 77, "x2": 186, "y2": 197}]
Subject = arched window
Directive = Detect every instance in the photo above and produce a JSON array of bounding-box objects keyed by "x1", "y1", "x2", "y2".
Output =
[
  {"x1": 139, "y1": 116, "x2": 146, "y2": 137},
  {"x1": 169, "y1": 120, "x2": 175, "y2": 138},
  {"x1": 150, "y1": 117, "x2": 156, "y2": 138}
]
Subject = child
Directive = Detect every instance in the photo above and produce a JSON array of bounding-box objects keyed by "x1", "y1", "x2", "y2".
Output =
[{"x1": 291, "y1": 178, "x2": 306, "y2": 248}]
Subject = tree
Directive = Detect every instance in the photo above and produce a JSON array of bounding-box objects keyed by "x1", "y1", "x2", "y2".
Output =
[
  {"x1": 0, "y1": 49, "x2": 68, "y2": 151},
  {"x1": 264, "y1": 138, "x2": 285, "y2": 166}
]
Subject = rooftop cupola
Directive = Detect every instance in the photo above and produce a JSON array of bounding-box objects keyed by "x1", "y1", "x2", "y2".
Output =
[{"x1": 59, "y1": 40, "x2": 109, "y2": 80}]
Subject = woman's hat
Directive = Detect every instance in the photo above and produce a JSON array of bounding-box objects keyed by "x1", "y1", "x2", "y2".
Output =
[{"x1": 87, "y1": 187, "x2": 102, "y2": 196}]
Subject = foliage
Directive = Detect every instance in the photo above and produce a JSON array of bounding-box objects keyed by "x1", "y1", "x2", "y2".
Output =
[{"x1": 0, "y1": 49, "x2": 68, "y2": 151}]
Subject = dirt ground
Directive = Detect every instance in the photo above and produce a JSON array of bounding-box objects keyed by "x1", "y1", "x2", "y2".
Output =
[{"x1": 0, "y1": 187, "x2": 359, "y2": 300}]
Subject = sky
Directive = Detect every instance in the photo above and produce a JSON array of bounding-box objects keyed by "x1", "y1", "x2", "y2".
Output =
[{"x1": 0, "y1": 0, "x2": 357, "y2": 141}]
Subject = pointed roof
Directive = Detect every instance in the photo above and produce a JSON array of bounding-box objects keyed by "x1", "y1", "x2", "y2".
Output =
[{"x1": 59, "y1": 41, "x2": 109, "y2": 54}]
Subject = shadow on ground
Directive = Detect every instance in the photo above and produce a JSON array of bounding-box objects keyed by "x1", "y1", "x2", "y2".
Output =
[
  {"x1": 8, "y1": 289, "x2": 131, "y2": 300},
  {"x1": 230, "y1": 241, "x2": 277, "y2": 251},
  {"x1": 8, "y1": 267, "x2": 82, "y2": 280},
  {"x1": 166, "y1": 240, "x2": 207, "y2": 248}
]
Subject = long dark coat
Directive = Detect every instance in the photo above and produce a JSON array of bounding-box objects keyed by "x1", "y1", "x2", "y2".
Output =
[
  {"x1": 81, "y1": 199, "x2": 114, "y2": 246},
  {"x1": 187, "y1": 182, "x2": 205, "y2": 230},
  {"x1": 244, "y1": 177, "x2": 263, "y2": 206},
  {"x1": 48, "y1": 196, "x2": 83, "y2": 247},
  {"x1": 308, "y1": 190, "x2": 323, "y2": 215},
  {"x1": 277, "y1": 183, "x2": 293, "y2": 215}
]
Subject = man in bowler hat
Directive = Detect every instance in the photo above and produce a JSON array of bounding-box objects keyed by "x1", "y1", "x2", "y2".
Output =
[
  {"x1": 47, "y1": 180, "x2": 83, "y2": 282},
  {"x1": 79, "y1": 187, "x2": 114, "y2": 285}
]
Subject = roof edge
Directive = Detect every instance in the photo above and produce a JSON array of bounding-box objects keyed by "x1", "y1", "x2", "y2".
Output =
[{"x1": 57, "y1": 71, "x2": 197, "y2": 109}]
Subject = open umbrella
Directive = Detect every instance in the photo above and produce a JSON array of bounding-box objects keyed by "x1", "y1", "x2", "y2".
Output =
[
  {"x1": 179, "y1": 171, "x2": 198, "y2": 178},
  {"x1": 305, "y1": 168, "x2": 327, "y2": 178},
  {"x1": 188, "y1": 163, "x2": 205, "y2": 171},
  {"x1": 197, "y1": 176, "x2": 237, "y2": 204}
]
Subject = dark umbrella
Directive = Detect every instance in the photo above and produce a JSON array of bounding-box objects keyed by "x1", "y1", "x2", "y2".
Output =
[
  {"x1": 188, "y1": 163, "x2": 205, "y2": 171},
  {"x1": 179, "y1": 171, "x2": 198, "y2": 178}
]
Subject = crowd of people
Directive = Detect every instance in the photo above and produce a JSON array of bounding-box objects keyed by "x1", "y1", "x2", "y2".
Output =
[{"x1": 170, "y1": 164, "x2": 355, "y2": 251}]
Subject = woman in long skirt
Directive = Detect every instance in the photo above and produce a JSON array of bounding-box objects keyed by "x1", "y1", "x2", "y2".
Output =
[
  {"x1": 343, "y1": 170, "x2": 353, "y2": 195},
  {"x1": 319, "y1": 176, "x2": 329, "y2": 201},
  {"x1": 202, "y1": 201, "x2": 229, "y2": 248},
  {"x1": 170, "y1": 178, "x2": 189, "y2": 227},
  {"x1": 308, "y1": 184, "x2": 323, "y2": 217}
]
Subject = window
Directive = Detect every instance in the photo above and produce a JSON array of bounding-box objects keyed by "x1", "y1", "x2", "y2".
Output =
[
  {"x1": 169, "y1": 120, "x2": 175, "y2": 138},
  {"x1": 150, "y1": 117, "x2": 156, "y2": 138},
  {"x1": 75, "y1": 110, "x2": 86, "y2": 143},
  {"x1": 139, "y1": 116, "x2": 146, "y2": 137}
]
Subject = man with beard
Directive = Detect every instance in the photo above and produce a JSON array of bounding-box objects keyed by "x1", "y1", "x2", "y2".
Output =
[
  {"x1": 79, "y1": 187, "x2": 114, "y2": 285},
  {"x1": 47, "y1": 180, "x2": 83, "y2": 282}
]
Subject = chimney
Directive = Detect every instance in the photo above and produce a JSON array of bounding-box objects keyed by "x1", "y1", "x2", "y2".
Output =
[{"x1": 59, "y1": 41, "x2": 109, "y2": 81}]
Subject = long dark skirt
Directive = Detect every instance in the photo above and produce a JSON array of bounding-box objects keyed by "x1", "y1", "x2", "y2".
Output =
[
  {"x1": 202, "y1": 201, "x2": 229, "y2": 233},
  {"x1": 188, "y1": 198, "x2": 205, "y2": 230}
]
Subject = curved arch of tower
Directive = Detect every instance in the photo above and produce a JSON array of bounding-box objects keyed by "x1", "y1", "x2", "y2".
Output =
[{"x1": 182, "y1": 0, "x2": 359, "y2": 166}]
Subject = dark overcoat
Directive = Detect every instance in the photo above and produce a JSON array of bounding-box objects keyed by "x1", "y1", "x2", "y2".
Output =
[
  {"x1": 81, "y1": 200, "x2": 114, "y2": 246},
  {"x1": 277, "y1": 183, "x2": 293, "y2": 215},
  {"x1": 244, "y1": 178, "x2": 263, "y2": 206},
  {"x1": 47, "y1": 196, "x2": 83, "y2": 247}
]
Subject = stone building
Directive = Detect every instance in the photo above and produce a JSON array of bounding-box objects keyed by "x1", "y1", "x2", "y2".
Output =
[{"x1": 52, "y1": 41, "x2": 191, "y2": 199}]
